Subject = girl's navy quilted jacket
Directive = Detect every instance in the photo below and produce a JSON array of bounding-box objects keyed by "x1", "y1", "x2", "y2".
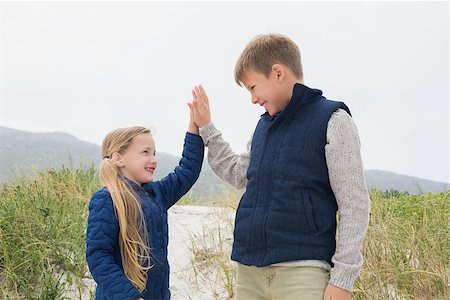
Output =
[{"x1": 86, "y1": 132, "x2": 204, "y2": 300}]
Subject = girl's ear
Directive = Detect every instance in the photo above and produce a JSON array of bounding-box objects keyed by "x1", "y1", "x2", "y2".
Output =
[
  {"x1": 112, "y1": 152, "x2": 124, "y2": 167},
  {"x1": 272, "y1": 64, "x2": 285, "y2": 82}
]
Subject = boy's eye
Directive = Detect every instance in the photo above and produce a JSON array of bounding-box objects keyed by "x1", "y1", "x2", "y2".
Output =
[{"x1": 251, "y1": 85, "x2": 256, "y2": 90}]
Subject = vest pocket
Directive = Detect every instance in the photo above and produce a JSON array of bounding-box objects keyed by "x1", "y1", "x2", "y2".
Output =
[{"x1": 302, "y1": 190, "x2": 320, "y2": 232}]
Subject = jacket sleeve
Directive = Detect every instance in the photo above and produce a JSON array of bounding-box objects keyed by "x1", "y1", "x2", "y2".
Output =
[
  {"x1": 86, "y1": 190, "x2": 143, "y2": 300},
  {"x1": 154, "y1": 132, "x2": 204, "y2": 209}
]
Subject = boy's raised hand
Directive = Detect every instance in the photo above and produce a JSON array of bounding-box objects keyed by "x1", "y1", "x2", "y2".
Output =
[{"x1": 191, "y1": 85, "x2": 212, "y2": 128}]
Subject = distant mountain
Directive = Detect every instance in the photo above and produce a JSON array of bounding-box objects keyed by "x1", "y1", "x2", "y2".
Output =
[
  {"x1": 0, "y1": 126, "x2": 230, "y2": 199},
  {"x1": 1, "y1": 126, "x2": 448, "y2": 198},
  {"x1": 0, "y1": 126, "x2": 100, "y2": 181},
  {"x1": 364, "y1": 169, "x2": 449, "y2": 195}
]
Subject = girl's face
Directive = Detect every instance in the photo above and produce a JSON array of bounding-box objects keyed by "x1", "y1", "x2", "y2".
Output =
[{"x1": 116, "y1": 133, "x2": 157, "y2": 185}]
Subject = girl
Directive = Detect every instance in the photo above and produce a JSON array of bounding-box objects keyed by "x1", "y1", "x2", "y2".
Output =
[{"x1": 86, "y1": 105, "x2": 204, "y2": 299}]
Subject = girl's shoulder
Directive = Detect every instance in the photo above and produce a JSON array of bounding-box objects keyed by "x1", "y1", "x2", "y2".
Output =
[
  {"x1": 88, "y1": 187, "x2": 115, "y2": 214},
  {"x1": 91, "y1": 187, "x2": 112, "y2": 200}
]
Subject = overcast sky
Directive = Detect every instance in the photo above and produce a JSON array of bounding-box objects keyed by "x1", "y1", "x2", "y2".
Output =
[{"x1": 0, "y1": 1, "x2": 448, "y2": 183}]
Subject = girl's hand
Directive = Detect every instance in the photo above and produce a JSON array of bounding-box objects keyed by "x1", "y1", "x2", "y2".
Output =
[
  {"x1": 191, "y1": 85, "x2": 212, "y2": 128},
  {"x1": 187, "y1": 101, "x2": 199, "y2": 135}
]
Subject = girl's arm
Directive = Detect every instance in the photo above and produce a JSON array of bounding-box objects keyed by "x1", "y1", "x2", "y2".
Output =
[
  {"x1": 86, "y1": 190, "x2": 143, "y2": 299},
  {"x1": 154, "y1": 104, "x2": 204, "y2": 209}
]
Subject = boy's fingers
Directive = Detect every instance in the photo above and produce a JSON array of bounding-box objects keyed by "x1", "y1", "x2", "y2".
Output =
[
  {"x1": 194, "y1": 86, "x2": 203, "y2": 104},
  {"x1": 199, "y1": 85, "x2": 208, "y2": 102},
  {"x1": 194, "y1": 86, "x2": 201, "y2": 99}
]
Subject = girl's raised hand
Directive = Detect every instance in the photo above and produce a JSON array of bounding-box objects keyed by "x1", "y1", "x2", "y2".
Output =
[
  {"x1": 191, "y1": 85, "x2": 212, "y2": 128},
  {"x1": 187, "y1": 101, "x2": 199, "y2": 135}
]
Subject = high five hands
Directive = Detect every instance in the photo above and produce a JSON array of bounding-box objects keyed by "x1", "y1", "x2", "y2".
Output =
[{"x1": 188, "y1": 85, "x2": 212, "y2": 129}]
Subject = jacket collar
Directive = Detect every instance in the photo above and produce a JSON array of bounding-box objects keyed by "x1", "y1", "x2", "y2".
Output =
[
  {"x1": 261, "y1": 83, "x2": 323, "y2": 121},
  {"x1": 121, "y1": 176, "x2": 156, "y2": 198}
]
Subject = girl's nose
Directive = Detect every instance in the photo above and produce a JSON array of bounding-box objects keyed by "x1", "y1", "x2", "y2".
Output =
[{"x1": 251, "y1": 95, "x2": 258, "y2": 104}]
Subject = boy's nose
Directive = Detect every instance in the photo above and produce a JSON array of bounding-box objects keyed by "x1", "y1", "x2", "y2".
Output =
[{"x1": 251, "y1": 96, "x2": 259, "y2": 104}]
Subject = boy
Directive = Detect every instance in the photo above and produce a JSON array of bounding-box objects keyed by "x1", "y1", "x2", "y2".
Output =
[{"x1": 190, "y1": 33, "x2": 370, "y2": 300}]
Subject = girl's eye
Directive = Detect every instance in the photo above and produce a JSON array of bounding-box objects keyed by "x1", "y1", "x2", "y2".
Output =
[
  {"x1": 142, "y1": 150, "x2": 148, "y2": 154},
  {"x1": 251, "y1": 85, "x2": 255, "y2": 90}
]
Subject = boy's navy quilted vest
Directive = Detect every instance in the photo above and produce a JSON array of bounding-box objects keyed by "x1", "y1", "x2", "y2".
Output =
[{"x1": 231, "y1": 83, "x2": 351, "y2": 267}]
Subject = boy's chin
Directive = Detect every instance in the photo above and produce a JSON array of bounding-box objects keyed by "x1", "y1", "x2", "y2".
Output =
[{"x1": 266, "y1": 108, "x2": 281, "y2": 116}]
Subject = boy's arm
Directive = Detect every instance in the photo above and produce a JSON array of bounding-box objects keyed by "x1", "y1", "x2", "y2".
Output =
[
  {"x1": 199, "y1": 122, "x2": 251, "y2": 189},
  {"x1": 191, "y1": 85, "x2": 251, "y2": 189},
  {"x1": 324, "y1": 109, "x2": 371, "y2": 293},
  {"x1": 86, "y1": 191, "x2": 143, "y2": 299}
]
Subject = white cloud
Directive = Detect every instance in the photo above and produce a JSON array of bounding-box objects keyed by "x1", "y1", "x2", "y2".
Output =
[{"x1": 0, "y1": 1, "x2": 448, "y2": 182}]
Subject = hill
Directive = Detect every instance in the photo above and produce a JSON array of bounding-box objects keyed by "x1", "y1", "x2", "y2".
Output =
[{"x1": 1, "y1": 126, "x2": 448, "y2": 196}]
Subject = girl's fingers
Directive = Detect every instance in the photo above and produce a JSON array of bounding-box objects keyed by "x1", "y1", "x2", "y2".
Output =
[
  {"x1": 187, "y1": 102, "x2": 194, "y2": 114},
  {"x1": 188, "y1": 103, "x2": 196, "y2": 121},
  {"x1": 192, "y1": 99, "x2": 199, "y2": 114}
]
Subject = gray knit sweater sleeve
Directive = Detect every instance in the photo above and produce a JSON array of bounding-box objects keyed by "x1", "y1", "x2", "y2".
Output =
[
  {"x1": 198, "y1": 109, "x2": 370, "y2": 292},
  {"x1": 199, "y1": 122, "x2": 251, "y2": 189},
  {"x1": 325, "y1": 109, "x2": 370, "y2": 291}
]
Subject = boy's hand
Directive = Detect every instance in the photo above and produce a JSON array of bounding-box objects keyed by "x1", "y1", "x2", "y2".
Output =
[
  {"x1": 187, "y1": 102, "x2": 199, "y2": 135},
  {"x1": 323, "y1": 284, "x2": 352, "y2": 300},
  {"x1": 191, "y1": 85, "x2": 212, "y2": 128}
]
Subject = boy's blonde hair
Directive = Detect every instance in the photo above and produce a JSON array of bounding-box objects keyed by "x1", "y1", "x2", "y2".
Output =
[
  {"x1": 234, "y1": 33, "x2": 303, "y2": 85},
  {"x1": 100, "y1": 126, "x2": 152, "y2": 292}
]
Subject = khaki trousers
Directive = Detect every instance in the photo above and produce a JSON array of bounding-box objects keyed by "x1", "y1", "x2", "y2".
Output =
[{"x1": 235, "y1": 263, "x2": 329, "y2": 300}]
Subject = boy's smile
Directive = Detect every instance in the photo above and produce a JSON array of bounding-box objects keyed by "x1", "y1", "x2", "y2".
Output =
[{"x1": 241, "y1": 66, "x2": 295, "y2": 116}]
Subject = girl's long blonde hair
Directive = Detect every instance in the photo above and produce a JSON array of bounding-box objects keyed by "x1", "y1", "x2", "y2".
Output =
[{"x1": 100, "y1": 126, "x2": 152, "y2": 291}]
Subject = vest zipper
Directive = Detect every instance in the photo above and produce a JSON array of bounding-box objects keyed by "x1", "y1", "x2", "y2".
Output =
[
  {"x1": 260, "y1": 111, "x2": 296, "y2": 266},
  {"x1": 255, "y1": 119, "x2": 276, "y2": 265}
]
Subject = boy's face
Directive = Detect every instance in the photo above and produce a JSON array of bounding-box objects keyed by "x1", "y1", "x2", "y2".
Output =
[
  {"x1": 241, "y1": 67, "x2": 291, "y2": 116},
  {"x1": 116, "y1": 133, "x2": 158, "y2": 186}
]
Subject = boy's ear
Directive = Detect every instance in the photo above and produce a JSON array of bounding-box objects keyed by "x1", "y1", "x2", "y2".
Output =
[
  {"x1": 112, "y1": 152, "x2": 124, "y2": 167},
  {"x1": 272, "y1": 64, "x2": 285, "y2": 82}
]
